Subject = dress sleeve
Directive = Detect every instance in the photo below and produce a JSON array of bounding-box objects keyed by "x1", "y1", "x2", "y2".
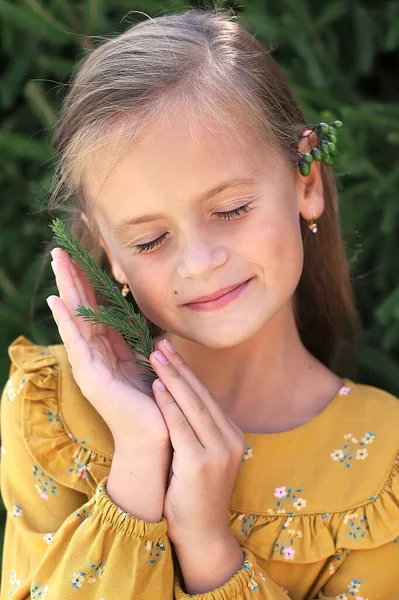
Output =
[
  {"x1": 0, "y1": 338, "x2": 173, "y2": 599},
  {"x1": 173, "y1": 545, "x2": 296, "y2": 599}
]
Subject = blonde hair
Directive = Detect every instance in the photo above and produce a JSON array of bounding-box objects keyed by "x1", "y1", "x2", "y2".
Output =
[{"x1": 43, "y1": 7, "x2": 362, "y2": 374}]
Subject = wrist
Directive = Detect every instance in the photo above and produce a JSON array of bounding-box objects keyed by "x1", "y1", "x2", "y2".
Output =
[
  {"x1": 107, "y1": 441, "x2": 172, "y2": 521},
  {"x1": 172, "y1": 527, "x2": 234, "y2": 551},
  {"x1": 174, "y1": 531, "x2": 244, "y2": 596}
]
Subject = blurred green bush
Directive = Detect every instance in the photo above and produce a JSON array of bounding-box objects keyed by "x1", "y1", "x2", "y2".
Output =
[{"x1": 0, "y1": 0, "x2": 398, "y2": 568}]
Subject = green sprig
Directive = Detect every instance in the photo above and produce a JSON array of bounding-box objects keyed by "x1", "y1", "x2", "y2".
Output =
[{"x1": 49, "y1": 217, "x2": 157, "y2": 384}]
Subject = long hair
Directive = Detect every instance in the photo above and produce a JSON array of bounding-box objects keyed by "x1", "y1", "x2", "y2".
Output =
[{"x1": 42, "y1": 7, "x2": 362, "y2": 375}]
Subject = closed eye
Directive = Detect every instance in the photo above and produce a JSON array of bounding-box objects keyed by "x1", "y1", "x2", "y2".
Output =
[{"x1": 130, "y1": 203, "x2": 252, "y2": 255}]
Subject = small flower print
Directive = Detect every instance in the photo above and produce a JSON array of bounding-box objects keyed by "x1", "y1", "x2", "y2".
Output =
[
  {"x1": 282, "y1": 547, "x2": 295, "y2": 559},
  {"x1": 242, "y1": 446, "x2": 253, "y2": 462},
  {"x1": 45, "y1": 409, "x2": 61, "y2": 424},
  {"x1": 258, "y1": 572, "x2": 266, "y2": 581},
  {"x1": 331, "y1": 449, "x2": 345, "y2": 461},
  {"x1": 237, "y1": 513, "x2": 258, "y2": 539},
  {"x1": 335, "y1": 595, "x2": 347, "y2": 600},
  {"x1": 274, "y1": 486, "x2": 287, "y2": 498},
  {"x1": 9, "y1": 570, "x2": 21, "y2": 595},
  {"x1": 146, "y1": 541, "x2": 166, "y2": 565},
  {"x1": 344, "y1": 513, "x2": 369, "y2": 540},
  {"x1": 355, "y1": 449, "x2": 368, "y2": 460},
  {"x1": 4, "y1": 379, "x2": 15, "y2": 402},
  {"x1": 361, "y1": 432, "x2": 375, "y2": 445},
  {"x1": 71, "y1": 573, "x2": 84, "y2": 589},
  {"x1": 12, "y1": 504, "x2": 23, "y2": 518},
  {"x1": 31, "y1": 583, "x2": 49, "y2": 599},
  {"x1": 330, "y1": 431, "x2": 376, "y2": 468},
  {"x1": 71, "y1": 560, "x2": 105, "y2": 590},
  {"x1": 267, "y1": 486, "x2": 306, "y2": 514},
  {"x1": 248, "y1": 577, "x2": 259, "y2": 592},
  {"x1": 348, "y1": 579, "x2": 361, "y2": 594},
  {"x1": 43, "y1": 533, "x2": 54, "y2": 544},
  {"x1": 339, "y1": 386, "x2": 352, "y2": 395},
  {"x1": 32, "y1": 466, "x2": 58, "y2": 499},
  {"x1": 271, "y1": 515, "x2": 303, "y2": 559},
  {"x1": 242, "y1": 559, "x2": 260, "y2": 591},
  {"x1": 292, "y1": 498, "x2": 307, "y2": 510},
  {"x1": 68, "y1": 459, "x2": 92, "y2": 480},
  {"x1": 328, "y1": 549, "x2": 349, "y2": 576}
]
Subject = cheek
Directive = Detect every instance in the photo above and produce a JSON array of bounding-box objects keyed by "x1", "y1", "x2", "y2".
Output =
[
  {"x1": 252, "y1": 215, "x2": 304, "y2": 287},
  {"x1": 127, "y1": 264, "x2": 173, "y2": 326}
]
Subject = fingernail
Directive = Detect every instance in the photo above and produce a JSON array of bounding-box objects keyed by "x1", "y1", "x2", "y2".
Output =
[
  {"x1": 155, "y1": 379, "x2": 167, "y2": 391},
  {"x1": 163, "y1": 338, "x2": 175, "y2": 353},
  {"x1": 46, "y1": 296, "x2": 54, "y2": 310},
  {"x1": 50, "y1": 248, "x2": 58, "y2": 260},
  {"x1": 154, "y1": 351, "x2": 168, "y2": 365},
  {"x1": 51, "y1": 260, "x2": 56, "y2": 274}
]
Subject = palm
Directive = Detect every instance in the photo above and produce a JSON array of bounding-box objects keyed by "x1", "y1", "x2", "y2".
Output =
[{"x1": 50, "y1": 248, "x2": 169, "y2": 447}]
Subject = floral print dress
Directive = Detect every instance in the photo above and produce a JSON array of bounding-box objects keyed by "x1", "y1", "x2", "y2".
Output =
[{"x1": 0, "y1": 335, "x2": 398, "y2": 599}]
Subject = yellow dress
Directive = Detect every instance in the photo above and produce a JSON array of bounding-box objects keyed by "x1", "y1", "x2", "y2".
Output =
[{"x1": 0, "y1": 335, "x2": 398, "y2": 600}]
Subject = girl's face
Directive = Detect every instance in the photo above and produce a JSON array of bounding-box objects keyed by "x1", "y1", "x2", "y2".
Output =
[{"x1": 84, "y1": 113, "x2": 321, "y2": 349}]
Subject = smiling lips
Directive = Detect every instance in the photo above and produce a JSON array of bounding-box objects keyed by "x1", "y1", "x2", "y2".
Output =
[
  {"x1": 183, "y1": 278, "x2": 253, "y2": 311},
  {"x1": 184, "y1": 279, "x2": 251, "y2": 304}
]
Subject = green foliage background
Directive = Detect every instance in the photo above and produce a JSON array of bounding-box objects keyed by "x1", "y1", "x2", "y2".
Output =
[{"x1": 0, "y1": 0, "x2": 398, "y2": 574}]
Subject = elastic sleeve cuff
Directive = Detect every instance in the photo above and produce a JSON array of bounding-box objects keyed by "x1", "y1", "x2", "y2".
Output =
[
  {"x1": 94, "y1": 475, "x2": 169, "y2": 540},
  {"x1": 173, "y1": 546, "x2": 273, "y2": 599}
]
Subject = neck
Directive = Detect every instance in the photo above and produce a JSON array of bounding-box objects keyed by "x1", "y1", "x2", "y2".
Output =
[{"x1": 161, "y1": 301, "x2": 343, "y2": 434}]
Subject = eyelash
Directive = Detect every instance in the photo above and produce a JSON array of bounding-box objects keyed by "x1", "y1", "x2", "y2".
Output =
[{"x1": 132, "y1": 203, "x2": 252, "y2": 254}]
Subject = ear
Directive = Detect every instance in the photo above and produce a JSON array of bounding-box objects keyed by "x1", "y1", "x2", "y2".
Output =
[
  {"x1": 296, "y1": 129, "x2": 325, "y2": 222},
  {"x1": 80, "y1": 212, "x2": 127, "y2": 285}
]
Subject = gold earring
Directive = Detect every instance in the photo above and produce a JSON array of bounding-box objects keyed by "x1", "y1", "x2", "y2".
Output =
[
  {"x1": 307, "y1": 208, "x2": 318, "y2": 233},
  {"x1": 121, "y1": 282, "x2": 130, "y2": 297}
]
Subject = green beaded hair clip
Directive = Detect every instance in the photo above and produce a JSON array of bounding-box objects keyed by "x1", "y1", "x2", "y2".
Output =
[
  {"x1": 297, "y1": 120, "x2": 343, "y2": 177},
  {"x1": 53, "y1": 119, "x2": 344, "y2": 184}
]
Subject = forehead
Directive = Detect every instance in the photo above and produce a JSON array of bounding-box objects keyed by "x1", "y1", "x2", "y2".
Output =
[{"x1": 84, "y1": 110, "x2": 279, "y2": 225}]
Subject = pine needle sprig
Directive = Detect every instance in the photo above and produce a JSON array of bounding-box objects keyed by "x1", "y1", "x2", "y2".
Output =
[
  {"x1": 76, "y1": 305, "x2": 158, "y2": 384},
  {"x1": 49, "y1": 218, "x2": 157, "y2": 385}
]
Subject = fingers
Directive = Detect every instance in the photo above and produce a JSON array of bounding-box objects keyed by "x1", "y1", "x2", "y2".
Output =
[
  {"x1": 155, "y1": 339, "x2": 244, "y2": 441},
  {"x1": 50, "y1": 248, "x2": 103, "y2": 340},
  {"x1": 152, "y1": 381, "x2": 201, "y2": 454},
  {"x1": 46, "y1": 295, "x2": 92, "y2": 368},
  {"x1": 149, "y1": 348, "x2": 226, "y2": 452}
]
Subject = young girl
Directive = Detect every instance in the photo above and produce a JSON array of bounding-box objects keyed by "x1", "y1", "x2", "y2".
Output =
[{"x1": 1, "y1": 7, "x2": 398, "y2": 600}]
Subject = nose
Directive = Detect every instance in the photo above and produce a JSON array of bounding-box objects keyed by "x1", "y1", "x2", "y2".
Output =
[{"x1": 176, "y1": 232, "x2": 228, "y2": 279}]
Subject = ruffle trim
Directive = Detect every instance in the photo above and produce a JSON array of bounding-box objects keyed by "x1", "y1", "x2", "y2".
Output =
[
  {"x1": 228, "y1": 455, "x2": 399, "y2": 563},
  {"x1": 10, "y1": 335, "x2": 113, "y2": 496}
]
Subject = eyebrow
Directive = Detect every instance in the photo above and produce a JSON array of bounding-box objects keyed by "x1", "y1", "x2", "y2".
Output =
[{"x1": 113, "y1": 177, "x2": 257, "y2": 240}]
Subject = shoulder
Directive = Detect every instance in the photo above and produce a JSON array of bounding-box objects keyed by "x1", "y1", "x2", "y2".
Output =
[
  {"x1": 229, "y1": 378, "x2": 399, "y2": 564},
  {"x1": 345, "y1": 377, "x2": 399, "y2": 424},
  {"x1": 2, "y1": 335, "x2": 114, "y2": 495},
  {"x1": 309, "y1": 378, "x2": 399, "y2": 510},
  {"x1": 329, "y1": 378, "x2": 399, "y2": 477}
]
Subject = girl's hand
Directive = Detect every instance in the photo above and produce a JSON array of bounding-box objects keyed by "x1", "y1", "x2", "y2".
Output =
[
  {"x1": 149, "y1": 339, "x2": 246, "y2": 547},
  {"x1": 47, "y1": 247, "x2": 170, "y2": 450}
]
